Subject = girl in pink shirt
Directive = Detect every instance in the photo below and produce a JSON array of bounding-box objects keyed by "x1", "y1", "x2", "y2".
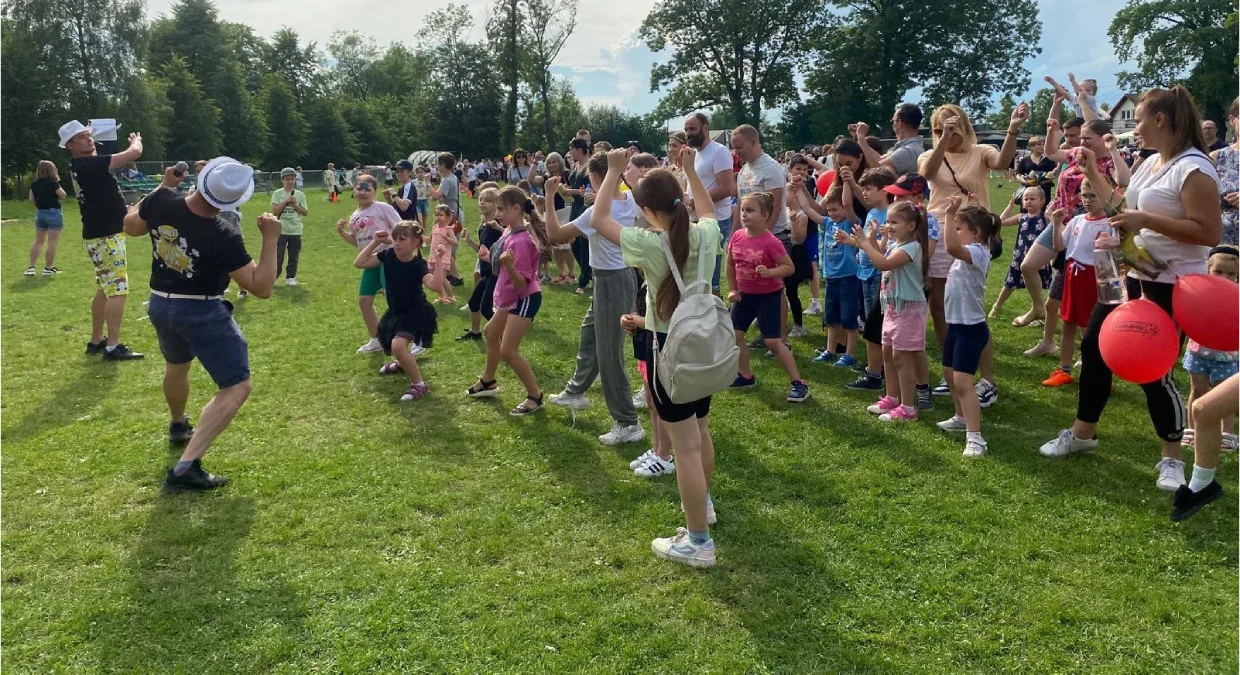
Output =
[
  {"x1": 429, "y1": 205, "x2": 459, "y2": 304},
  {"x1": 466, "y1": 186, "x2": 550, "y2": 416}
]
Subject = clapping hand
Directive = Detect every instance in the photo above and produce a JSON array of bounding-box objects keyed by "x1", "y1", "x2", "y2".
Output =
[{"x1": 256, "y1": 213, "x2": 281, "y2": 238}]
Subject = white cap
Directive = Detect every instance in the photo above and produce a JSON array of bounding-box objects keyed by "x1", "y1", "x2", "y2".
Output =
[
  {"x1": 58, "y1": 120, "x2": 91, "y2": 148},
  {"x1": 196, "y1": 157, "x2": 255, "y2": 213}
]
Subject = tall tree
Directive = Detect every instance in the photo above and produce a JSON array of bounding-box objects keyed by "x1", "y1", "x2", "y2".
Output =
[
  {"x1": 147, "y1": 0, "x2": 228, "y2": 94},
  {"x1": 162, "y1": 56, "x2": 222, "y2": 160},
  {"x1": 116, "y1": 73, "x2": 174, "y2": 161},
  {"x1": 517, "y1": 77, "x2": 587, "y2": 151},
  {"x1": 520, "y1": 0, "x2": 578, "y2": 150},
  {"x1": 0, "y1": 18, "x2": 63, "y2": 185},
  {"x1": 267, "y1": 27, "x2": 321, "y2": 105},
  {"x1": 639, "y1": 0, "x2": 830, "y2": 124},
  {"x1": 423, "y1": 6, "x2": 503, "y2": 157},
  {"x1": 221, "y1": 22, "x2": 270, "y2": 93},
  {"x1": 1108, "y1": 0, "x2": 1239, "y2": 121},
  {"x1": 304, "y1": 99, "x2": 358, "y2": 168},
  {"x1": 261, "y1": 75, "x2": 308, "y2": 168},
  {"x1": 327, "y1": 30, "x2": 380, "y2": 100},
  {"x1": 215, "y1": 60, "x2": 268, "y2": 164},
  {"x1": 343, "y1": 102, "x2": 395, "y2": 164},
  {"x1": 487, "y1": 0, "x2": 525, "y2": 153},
  {"x1": 1024, "y1": 87, "x2": 1071, "y2": 135}
]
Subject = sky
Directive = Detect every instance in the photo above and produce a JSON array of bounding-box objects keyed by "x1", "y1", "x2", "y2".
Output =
[{"x1": 148, "y1": 0, "x2": 1135, "y2": 120}]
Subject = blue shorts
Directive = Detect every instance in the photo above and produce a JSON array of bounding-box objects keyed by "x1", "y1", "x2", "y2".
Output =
[
  {"x1": 824, "y1": 275, "x2": 861, "y2": 330},
  {"x1": 503, "y1": 291, "x2": 542, "y2": 320},
  {"x1": 1184, "y1": 350, "x2": 1239, "y2": 385},
  {"x1": 35, "y1": 208, "x2": 63, "y2": 231},
  {"x1": 804, "y1": 231, "x2": 820, "y2": 263},
  {"x1": 147, "y1": 295, "x2": 250, "y2": 389},
  {"x1": 942, "y1": 322, "x2": 990, "y2": 375},
  {"x1": 860, "y1": 276, "x2": 880, "y2": 317},
  {"x1": 711, "y1": 216, "x2": 734, "y2": 290},
  {"x1": 416, "y1": 199, "x2": 429, "y2": 218},
  {"x1": 731, "y1": 290, "x2": 783, "y2": 338}
]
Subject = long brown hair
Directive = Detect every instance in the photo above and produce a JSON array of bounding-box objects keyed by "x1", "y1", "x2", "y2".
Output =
[
  {"x1": 35, "y1": 160, "x2": 59, "y2": 181},
  {"x1": 1139, "y1": 86, "x2": 1207, "y2": 157},
  {"x1": 496, "y1": 185, "x2": 550, "y2": 251},
  {"x1": 391, "y1": 220, "x2": 425, "y2": 258},
  {"x1": 888, "y1": 201, "x2": 930, "y2": 283},
  {"x1": 955, "y1": 205, "x2": 1000, "y2": 247},
  {"x1": 632, "y1": 169, "x2": 691, "y2": 322}
]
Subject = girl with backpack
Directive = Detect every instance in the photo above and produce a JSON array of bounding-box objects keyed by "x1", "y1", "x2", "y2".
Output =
[{"x1": 590, "y1": 147, "x2": 724, "y2": 568}]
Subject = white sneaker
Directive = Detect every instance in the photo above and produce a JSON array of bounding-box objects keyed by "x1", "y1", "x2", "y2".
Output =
[
  {"x1": 629, "y1": 449, "x2": 656, "y2": 470},
  {"x1": 651, "y1": 528, "x2": 716, "y2": 568},
  {"x1": 357, "y1": 337, "x2": 383, "y2": 354},
  {"x1": 789, "y1": 324, "x2": 807, "y2": 338},
  {"x1": 548, "y1": 390, "x2": 590, "y2": 410},
  {"x1": 805, "y1": 300, "x2": 822, "y2": 315},
  {"x1": 936, "y1": 416, "x2": 967, "y2": 431},
  {"x1": 1155, "y1": 457, "x2": 1187, "y2": 491},
  {"x1": 1224, "y1": 432, "x2": 1238, "y2": 453},
  {"x1": 286, "y1": 277, "x2": 298, "y2": 286},
  {"x1": 975, "y1": 379, "x2": 998, "y2": 408},
  {"x1": 632, "y1": 387, "x2": 648, "y2": 410},
  {"x1": 409, "y1": 343, "x2": 426, "y2": 357},
  {"x1": 599, "y1": 422, "x2": 645, "y2": 446},
  {"x1": 1039, "y1": 429, "x2": 1099, "y2": 457},
  {"x1": 24, "y1": 266, "x2": 36, "y2": 276},
  {"x1": 635, "y1": 455, "x2": 675, "y2": 477},
  {"x1": 963, "y1": 438, "x2": 988, "y2": 458}
]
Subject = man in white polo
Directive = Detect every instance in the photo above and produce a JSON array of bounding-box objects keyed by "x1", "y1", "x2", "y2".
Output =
[
  {"x1": 123, "y1": 157, "x2": 281, "y2": 490},
  {"x1": 682, "y1": 112, "x2": 736, "y2": 292},
  {"x1": 60, "y1": 120, "x2": 146, "y2": 360}
]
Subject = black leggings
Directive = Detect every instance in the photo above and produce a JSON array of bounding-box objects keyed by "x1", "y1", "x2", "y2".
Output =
[
  {"x1": 1076, "y1": 277, "x2": 1186, "y2": 442},
  {"x1": 783, "y1": 243, "x2": 811, "y2": 328},
  {"x1": 474, "y1": 274, "x2": 497, "y2": 320},
  {"x1": 573, "y1": 236, "x2": 592, "y2": 289}
]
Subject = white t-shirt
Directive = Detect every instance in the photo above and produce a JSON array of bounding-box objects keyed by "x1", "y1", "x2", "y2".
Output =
[
  {"x1": 944, "y1": 243, "x2": 990, "y2": 325},
  {"x1": 1125, "y1": 149, "x2": 1220, "y2": 283},
  {"x1": 737, "y1": 153, "x2": 790, "y2": 237},
  {"x1": 570, "y1": 193, "x2": 638, "y2": 271},
  {"x1": 692, "y1": 140, "x2": 735, "y2": 221},
  {"x1": 1062, "y1": 213, "x2": 1114, "y2": 266}
]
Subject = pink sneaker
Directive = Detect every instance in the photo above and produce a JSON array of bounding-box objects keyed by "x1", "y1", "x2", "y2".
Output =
[
  {"x1": 879, "y1": 405, "x2": 918, "y2": 422},
  {"x1": 867, "y1": 395, "x2": 900, "y2": 415}
]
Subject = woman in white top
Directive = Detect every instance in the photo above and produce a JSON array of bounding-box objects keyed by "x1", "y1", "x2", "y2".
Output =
[{"x1": 1039, "y1": 87, "x2": 1223, "y2": 496}]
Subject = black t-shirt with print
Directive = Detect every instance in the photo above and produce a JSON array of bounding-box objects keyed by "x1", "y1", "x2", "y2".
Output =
[
  {"x1": 71, "y1": 155, "x2": 127, "y2": 239},
  {"x1": 1017, "y1": 155, "x2": 1057, "y2": 176},
  {"x1": 394, "y1": 180, "x2": 418, "y2": 221},
  {"x1": 139, "y1": 188, "x2": 252, "y2": 296},
  {"x1": 378, "y1": 249, "x2": 429, "y2": 312},
  {"x1": 31, "y1": 178, "x2": 62, "y2": 210}
]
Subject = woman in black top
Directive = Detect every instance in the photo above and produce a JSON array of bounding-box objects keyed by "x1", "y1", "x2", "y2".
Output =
[
  {"x1": 27, "y1": 160, "x2": 67, "y2": 276},
  {"x1": 1015, "y1": 135, "x2": 1058, "y2": 203}
]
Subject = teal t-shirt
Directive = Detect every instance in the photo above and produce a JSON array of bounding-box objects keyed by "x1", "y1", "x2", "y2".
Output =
[{"x1": 880, "y1": 240, "x2": 925, "y2": 313}]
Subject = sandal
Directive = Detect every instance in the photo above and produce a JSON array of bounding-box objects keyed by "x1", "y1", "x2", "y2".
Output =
[
  {"x1": 378, "y1": 361, "x2": 403, "y2": 376},
  {"x1": 510, "y1": 392, "x2": 544, "y2": 416},
  {"x1": 1012, "y1": 312, "x2": 1045, "y2": 327},
  {"x1": 466, "y1": 378, "x2": 499, "y2": 398}
]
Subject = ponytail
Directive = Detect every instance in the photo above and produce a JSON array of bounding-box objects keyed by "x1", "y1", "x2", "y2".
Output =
[
  {"x1": 632, "y1": 169, "x2": 694, "y2": 322},
  {"x1": 889, "y1": 201, "x2": 930, "y2": 283},
  {"x1": 1138, "y1": 86, "x2": 1208, "y2": 156},
  {"x1": 957, "y1": 204, "x2": 1000, "y2": 246}
]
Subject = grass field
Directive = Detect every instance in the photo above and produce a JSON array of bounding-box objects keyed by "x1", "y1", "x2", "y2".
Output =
[{"x1": 2, "y1": 180, "x2": 1236, "y2": 673}]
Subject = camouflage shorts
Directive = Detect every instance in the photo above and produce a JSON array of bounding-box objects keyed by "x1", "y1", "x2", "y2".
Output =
[{"x1": 84, "y1": 234, "x2": 129, "y2": 297}]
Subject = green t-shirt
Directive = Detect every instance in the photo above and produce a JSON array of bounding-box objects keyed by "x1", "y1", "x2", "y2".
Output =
[
  {"x1": 621, "y1": 218, "x2": 722, "y2": 333},
  {"x1": 881, "y1": 240, "x2": 925, "y2": 313},
  {"x1": 270, "y1": 188, "x2": 307, "y2": 235}
]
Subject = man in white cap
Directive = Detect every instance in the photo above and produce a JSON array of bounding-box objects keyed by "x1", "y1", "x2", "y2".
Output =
[
  {"x1": 60, "y1": 120, "x2": 145, "y2": 360},
  {"x1": 123, "y1": 157, "x2": 281, "y2": 490}
]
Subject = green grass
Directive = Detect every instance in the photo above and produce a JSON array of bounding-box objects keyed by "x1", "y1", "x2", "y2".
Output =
[{"x1": 2, "y1": 181, "x2": 1236, "y2": 673}]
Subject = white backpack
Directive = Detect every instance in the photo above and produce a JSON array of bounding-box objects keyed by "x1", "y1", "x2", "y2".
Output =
[{"x1": 653, "y1": 229, "x2": 740, "y2": 404}]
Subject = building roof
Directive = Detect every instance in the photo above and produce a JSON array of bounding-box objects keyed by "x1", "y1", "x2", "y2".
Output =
[{"x1": 1112, "y1": 93, "x2": 1139, "y2": 112}]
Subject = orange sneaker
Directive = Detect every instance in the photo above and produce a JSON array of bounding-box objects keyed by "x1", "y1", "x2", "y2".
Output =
[{"x1": 1042, "y1": 368, "x2": 1075, "y2": 387}]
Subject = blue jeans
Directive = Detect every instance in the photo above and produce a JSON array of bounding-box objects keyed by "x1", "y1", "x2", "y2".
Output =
[
  {"x1": 711, "y1": 216, "x2": 733, "y2": 290},
  {"x1": 148, "y1": 295, "x2": 250, "y2": 388}
]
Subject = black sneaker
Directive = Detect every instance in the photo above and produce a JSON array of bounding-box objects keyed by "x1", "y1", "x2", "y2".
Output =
[
  {"x1": 165, "y1": 459, "x2": 229, "y2": 491},
  {"x1": 448, "y1": 276, "x2": 465, "y2": 287},
  {"x1": 747, "y1": 336, "x2": 764, "y2": 349},
  {"x1": 916, "y1": 388, "x2": 933, "y2": 410},
  {"x1": 851, "y1": 360, "x2": 868, "y2": 373},
  {"x1": 1171, "y1": 481, "x2": 1223, "y2": 521},
  {"x1": 456, "y1": 330, "x2": 483, "y2": 341},
  {"x1": 169, "y1": 419, "x2": 195, "y2": 445},
  {"x1": 102, "y1": 343, "x2": 145, "y2": 361},
  {"x1": 85, "y1": 340, "x2": 106, "y2": 356},
  {"x1": 845, "y1": 374, "x2": 884, "y2": 391}
]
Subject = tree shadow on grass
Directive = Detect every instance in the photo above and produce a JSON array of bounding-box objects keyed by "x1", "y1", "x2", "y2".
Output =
[
  {"x1": 1, "y1": 362, "x2": 120, "y2": 444},
  {"x1": 90, "y1": 493, "x2": 308, "y2": 673}
]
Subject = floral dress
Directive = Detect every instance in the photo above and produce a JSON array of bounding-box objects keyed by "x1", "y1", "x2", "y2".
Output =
[
  {"x1": 1216, "y1": 145, "x2": 1238, "y2": 245},
  {"x1": 1004, "y1": 212, "x2": 1052, "y2": 289}
]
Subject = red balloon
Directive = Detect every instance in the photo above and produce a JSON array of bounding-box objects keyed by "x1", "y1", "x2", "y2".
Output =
[
  {"x1": 1099, "y1": 298, "x2": 1180, "y2": 384},
  {"x1": 816, "y1": 169, "x2": 836, "y2": 197},
  {"x1": 1172, "y1": 274, "x2": 1239, "y2": 351}
]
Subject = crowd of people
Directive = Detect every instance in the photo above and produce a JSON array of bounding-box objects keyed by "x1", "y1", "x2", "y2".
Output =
[{"x1": 37, "y1": 77, "x2": 1238, "y2": 568}]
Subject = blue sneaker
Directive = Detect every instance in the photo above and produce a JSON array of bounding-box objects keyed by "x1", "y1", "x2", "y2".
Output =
[
  {"x1": 788, "y1": 380, "x2": 810, "y2": 402},
  {"x1": 812, "y1": 350, "x2": 836, "y2": 364},
  {"x1": 731, "y1": 374, "x2": 756, "y2": 389},
  {"x1": 652, "y1": 528, "x2": 716, "y2": 568},
  {"x1": 833, "y1": 354, "x2": 858, "y2": 368}
]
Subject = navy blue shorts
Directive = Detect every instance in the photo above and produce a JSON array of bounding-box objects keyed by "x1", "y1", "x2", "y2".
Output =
[
  {"x1": 804, "y1": 231, "x2": 820, "y2": 263},
  {"x1": 942, "y1": 322, "x2": 990, "y2": 375},
  {"x1": 147, "y1": 295, "x2": 250, "y2": 388},
  {"x1": 504, "y1": 291, "x2": 542, "y2": 320},
  {"x1": 731, "y1": 290, "x2": 783, "y2": 338},
  {"x1": 824, "y1": 275, "x2": 861, "y2": 330}
]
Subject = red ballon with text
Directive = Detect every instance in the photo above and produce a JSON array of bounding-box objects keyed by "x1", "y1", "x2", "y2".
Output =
[
  {"x1": 1099, "y1": 299, "x2": 1179, "y2": 384},
  {"x1": 1172, "y1": 274, "x2": 1239, "y2": 352}
]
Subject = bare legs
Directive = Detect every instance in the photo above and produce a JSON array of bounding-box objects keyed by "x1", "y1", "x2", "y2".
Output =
[
  {"x1": 666, "y1": 416, "x2": 714, "y2": 531},
  {"x1": 359, "y1": 295, "x2": 379, "y2": 338}
]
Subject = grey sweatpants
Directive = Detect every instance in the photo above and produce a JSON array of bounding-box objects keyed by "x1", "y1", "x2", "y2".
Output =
[{"x1": 564, "y1": 267, "x2": 638, "y2": 426}]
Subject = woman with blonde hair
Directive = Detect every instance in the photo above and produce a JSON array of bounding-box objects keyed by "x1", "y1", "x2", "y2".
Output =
[
  {"x1": 544, "y1": 151, "x2": 577, "y2": 283},
  {"x1": 27, "y1": 160, "x2": 67, "y2": 276}
]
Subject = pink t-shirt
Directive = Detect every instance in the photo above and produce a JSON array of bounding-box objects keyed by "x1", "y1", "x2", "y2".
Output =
[
  {"x1": 349, "y1": 202, "x2": 402, "y2": 252},
  {"x1": 493, "y1": 229, "x2": 541, "y2": 310},
  {"x1": 728, "y1": 228, "x2": 788, "y2": 294},
  {"x1": 430, "y1": 224, "x2": 456, "y2": 267}
]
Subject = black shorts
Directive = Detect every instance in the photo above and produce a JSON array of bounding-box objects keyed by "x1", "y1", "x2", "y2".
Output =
[
  {"x1": 943, "y1": 322, "x2": 989, "y2": 374},
  {"x1": 645, "y1": 332, "x2": 712, "y2": 423},
  {"x1": 861, "y1": 295, "x2": 884, "y2": 344},
  {"x1": 501, "y1": 291, "x2": 542, "y2": 320},
  {"x1": 731, "y1": 290, "x2": 782, "y2": 338}
]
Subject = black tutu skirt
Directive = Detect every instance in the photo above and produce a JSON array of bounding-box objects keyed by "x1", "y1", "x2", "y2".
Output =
[{"x1": 377, "y1": 300, "x2": 439, "y2": 353}]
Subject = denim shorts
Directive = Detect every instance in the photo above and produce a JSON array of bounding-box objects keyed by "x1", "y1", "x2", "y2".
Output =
[
  {"x1": 731, "y1": 290, "x2": 782, "y2": 338},
  {"x1": 710, "y1": 216, "x2": 734, "y2": 290},
  {"x1": 147, "y1": 295, "x2": 250, "y2": 388},
  {"x1": 824, "y1": 275, "x2": 861, "y2": 330},
  {"x1": 35, "y1": 208, "x2": 63, "y2": 231},
  {"x1": 416, "y1": 199, "x2": 429, "y2": 218}
]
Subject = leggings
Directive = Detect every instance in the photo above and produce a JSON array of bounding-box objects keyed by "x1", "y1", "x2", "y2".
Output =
[
  {"x1": 573, "y1": 236, "x2": 592, "y2": 289},
  {"x1": 783, "y1": 242, "x2": 811, "y2": 328},
  {"x1": 1076, "y1": 277, "x2": 1186, "y2": 442},
  {"x1": 784, "y1": 277, "x2": 804, "y2": 327},
  {"x1": 469, "y1": 273, "x2": 492, "y2": 314}
]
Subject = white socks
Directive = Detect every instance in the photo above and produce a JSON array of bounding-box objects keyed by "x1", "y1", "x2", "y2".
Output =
[
  {"x1": 966, "y1": 431, "x2": 986, "y2": 445},
  {"x1": 1189, "y1": 465, "x2": 1216, "y2": 492}
]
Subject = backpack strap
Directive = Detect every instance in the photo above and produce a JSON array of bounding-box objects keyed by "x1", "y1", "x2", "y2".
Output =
[
  {"x1": 658, "y1": 232, "x2": 689, "y2": 294},
  {"x1": 657, "y1": 225, "x2": 711, "y2": 297}
]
